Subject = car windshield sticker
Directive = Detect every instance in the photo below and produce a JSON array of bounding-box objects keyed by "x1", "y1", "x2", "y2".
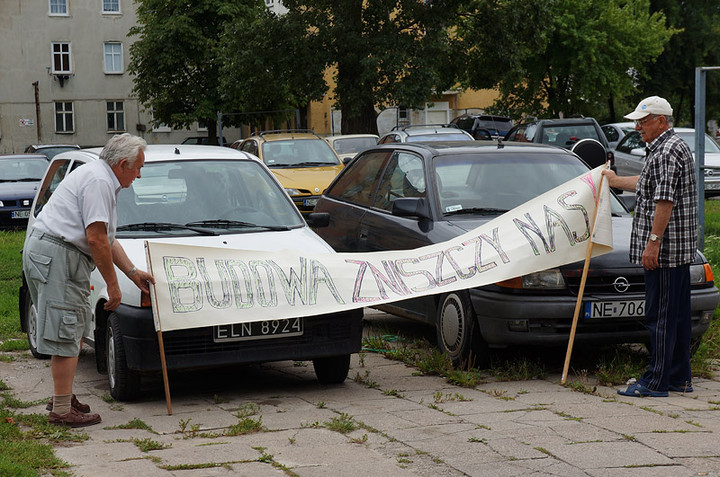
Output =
[{"x1": 445, "y1": 204, "x2": 463, "y2": 213}]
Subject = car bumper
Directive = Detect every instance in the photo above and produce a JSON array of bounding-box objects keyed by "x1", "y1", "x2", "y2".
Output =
[
  {"x1": 0, "y1": 207, "x2": 31, "y2": 228},
  {"x1": 469, "y1": 287, "x2": 718, "y2": 347},
  {"x1": 108, "y1": 304, "x2": 364, "y2": 372},
  {"x1": 292, "y1": 195, "x2": 320, "y2": 215}
]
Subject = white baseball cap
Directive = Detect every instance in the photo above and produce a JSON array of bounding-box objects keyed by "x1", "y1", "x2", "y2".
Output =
[{"x1": 624, "y1": 96, "x2": 673, "y2": 120}]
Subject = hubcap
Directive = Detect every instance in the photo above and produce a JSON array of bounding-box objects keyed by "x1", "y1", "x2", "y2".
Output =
[
  {"x1": 108, "y1": 328, "x2": 116, "y2": 389},
  {"x1": 28, "y1": 303, "x2": 38, "y2": 350},
  {"x1": 441, "y1": 295, "x2": 463, "y2": 352}
]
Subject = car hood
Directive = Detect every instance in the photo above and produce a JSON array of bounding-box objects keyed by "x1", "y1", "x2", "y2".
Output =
[
  {"x1": 0, "y1": 181, "x2": 40, "y2": 198},
  {"x1": 270, "y1": 166, "x2": 344, "y2": 192},
  {"x1": 445, "y1": 214, "x2": 637, "y2": 270},
  {"x1": 98, "y1": 228, "x2": 336, "y2": 307}
]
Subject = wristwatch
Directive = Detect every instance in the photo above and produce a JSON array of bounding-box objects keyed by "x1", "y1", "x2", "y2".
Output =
[{"x1": 649, "y1": 233, "x2": 661, "y2": 243}]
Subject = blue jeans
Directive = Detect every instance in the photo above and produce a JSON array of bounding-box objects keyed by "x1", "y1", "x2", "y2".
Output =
[{"x1": 639, "y1": 264, "x2": 692, "y2": 391}]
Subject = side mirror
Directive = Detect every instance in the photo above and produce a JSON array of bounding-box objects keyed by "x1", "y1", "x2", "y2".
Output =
[
  {"x1": 630, "y1": 147, "x2": 646, "y2": 157},
  {"x1": 306, "y1": 212, "x2": 330, "y2": 228},
  {"x1": 391, "y1": 197, "x2": 432, "y2": 220}
]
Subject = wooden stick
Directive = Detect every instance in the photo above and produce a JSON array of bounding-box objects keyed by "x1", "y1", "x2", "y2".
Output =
[
  {"x1": 560, "y1": 168, "x2": 607, "y2": 385},
  {"x1": 157, "y1": 330, "x2": 173, "y2": 415}
]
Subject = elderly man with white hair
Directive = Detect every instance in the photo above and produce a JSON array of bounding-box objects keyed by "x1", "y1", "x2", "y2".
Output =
[
  {"x1": 603, "y1": 96, "x2": 698, "y2": 397},
  {"x1": 23, "y1": 133, "x2": 155, "y2": 426}
]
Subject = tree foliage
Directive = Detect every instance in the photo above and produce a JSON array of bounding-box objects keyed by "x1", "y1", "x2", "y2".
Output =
[
  {"x1": 642, "y1": 0, "x2": 720, "y2": 126},
  {"x1": 280, "y1": 0, "x2": 462, "y2": 134},
  {"x1": 457, "y1": 0, "x2": 676, "y2": 120},
  {"x1": 128, "y1": 0, "x2": 265, "y2": 143}
]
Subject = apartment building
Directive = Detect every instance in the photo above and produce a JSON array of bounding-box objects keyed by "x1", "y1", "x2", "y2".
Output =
[{"x1": 0, "y1": 1, "x2": 495, "y2": 154}]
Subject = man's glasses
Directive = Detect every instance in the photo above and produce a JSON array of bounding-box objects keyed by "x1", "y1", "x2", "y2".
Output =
[{"x1": 635, "y1": 115, "x2": 659, "y2": 127}]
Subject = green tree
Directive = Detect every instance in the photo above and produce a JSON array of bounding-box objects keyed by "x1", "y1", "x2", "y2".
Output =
[
  {"x1": 128, "y1": 0, "x2": 266, "y2": 144},
  {"x1": 458, "y1": 0, "x2": 676, "y2": 120},
  {"x1": 278, "y1": 0, "x2": 462, "y2": 134},
  {"x1": 642, "y1": 0, "x2": 720, "y2": 126}
]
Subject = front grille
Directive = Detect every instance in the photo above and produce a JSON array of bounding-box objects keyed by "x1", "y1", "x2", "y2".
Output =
[{"x1": 564, "y1": 268, "x2": 645, "y2": 295}]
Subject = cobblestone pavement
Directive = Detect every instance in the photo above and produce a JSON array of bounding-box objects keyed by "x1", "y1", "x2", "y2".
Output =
[{"x1": 2, "y1": 310, "x2": 720, "y2": 477}]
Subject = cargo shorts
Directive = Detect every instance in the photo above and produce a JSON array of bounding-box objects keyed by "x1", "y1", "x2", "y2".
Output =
[{"x1": 23, "y1": 229, "x2": 93, "y2": 357}]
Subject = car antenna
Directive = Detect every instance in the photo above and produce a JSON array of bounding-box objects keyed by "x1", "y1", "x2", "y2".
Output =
[
  {"x1": 496, "y1": 136, "x2": 504, "y2": 148},
  {"x1": 174, "y1": 147, "x2": 180, "y2": 154}
]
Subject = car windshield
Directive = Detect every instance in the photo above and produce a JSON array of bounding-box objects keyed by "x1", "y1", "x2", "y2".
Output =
[
  {"x1": 262, "y1": 139, "x2": 340, "y2": 167},
  {"x1": 0, "y1": 157, "x2": 48, "y2": 181},
  {"x1": 542, "y1": 125, "x2": 602, "y2": 148},
  {"x1": 332, "y1": 137, "x2": 377, "y2": 155},
  {"x1": 407, "y1": 133, "x2": 472, "y2": 142},
  {"x1": 677, "y1": 132, "x2": 720, "y2": 154},
  {"x1": 34, "y1": 146, "x2": 79, "y2": 160},
  {"x1": 116, "y1": 159, "x2": 305, "y2": 236},
  {"x1": 433, "y1": 152, "x2": 626, "y2": 215}
]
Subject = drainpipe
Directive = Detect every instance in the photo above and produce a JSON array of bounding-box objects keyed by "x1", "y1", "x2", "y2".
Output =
[{"x1": 33, "y1": 81, "x2": 42, "y2": 143}]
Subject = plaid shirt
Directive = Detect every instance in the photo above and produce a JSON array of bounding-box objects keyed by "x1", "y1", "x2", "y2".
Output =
[{"x1": 631, "y1": 128, "x2": 697, "y2": 267}]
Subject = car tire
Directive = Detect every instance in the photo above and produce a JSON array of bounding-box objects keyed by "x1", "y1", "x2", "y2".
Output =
[
  {"x1": 24, "y1": 288, "x2": 50, "y2": 360},
  {"x1": 436, "y1": 291, "x2": 489, "y2": 369},
  {"x1": 313, "y1": 354, "x2": 351, "y2": 384},
  {"x1": 107, "y1": 313, "x2": 141, "y2": 401}
]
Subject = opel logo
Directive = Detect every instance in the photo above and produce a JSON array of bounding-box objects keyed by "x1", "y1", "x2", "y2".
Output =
[
  {"x1": 708, "y1": 170, "x2": 714, "y2": 176},
  {"x1": 613, "y1": 277, "x2": 630, "y2": 293},
  {"x1": 314, "y1": 187, "x2": 320, "y2": 193}
]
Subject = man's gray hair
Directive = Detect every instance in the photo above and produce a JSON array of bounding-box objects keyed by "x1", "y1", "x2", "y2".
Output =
[{"x1": 100, "y1": 133, "x2": 148, "y2": 167}]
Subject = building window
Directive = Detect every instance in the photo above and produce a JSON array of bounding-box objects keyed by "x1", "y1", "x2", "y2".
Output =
[
  {"x1": 102, "y1": 0, "x2": 120, "y2": 13},
  {"x1": 49, "y1": 0, "x2": 68, "y2": 15},
  {"x1": 107, "y1": 101, "x2": 125, "y2": 132},
  {"x1": 55, "y1": 102, "x2": 74, "y2": 133},
  {"x1": 103, "y1": 42, "x2": 123, "y2": 73},
  {"x1": 52, "y1": 42, "x2": 72, "y2": 74},
  {"x1": 151, "y1": 110, "x2": 171, "y2": 132}
]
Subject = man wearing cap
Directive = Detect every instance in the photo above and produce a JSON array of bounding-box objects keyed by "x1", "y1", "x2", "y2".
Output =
[{"x1": 603, "y1": 96, "x2": 697, "y2": 397}]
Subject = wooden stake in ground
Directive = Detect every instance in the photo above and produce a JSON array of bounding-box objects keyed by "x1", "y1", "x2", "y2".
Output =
[{"x1": 560, "y1": 166, "x2": 608, "y2": 385}]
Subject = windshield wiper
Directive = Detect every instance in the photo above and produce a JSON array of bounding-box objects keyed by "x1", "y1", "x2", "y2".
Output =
[
  {"x1": 444, "y1": 207, "x2": 509, "y2": 216},
  {"x1": 186, "y1": 219, "x2": 291, "y2": 231},
  {"x1": 293, "y1": 161, "x2": 337, "y2": 167},
  {"x1": 0, "y1": 178, "x2": 40, "y2": 182},
  {"x1": 117, "y1": 222, "x2": 218, "y2": 235}
]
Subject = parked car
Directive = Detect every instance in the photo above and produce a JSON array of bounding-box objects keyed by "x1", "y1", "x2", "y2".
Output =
[
  {"x1": 613, "y1": 128, "x2": 720, "y2": 197},
  {"x1": 232, "y1": 130, "x2": 344, "y2": 215},
  {"x1": 601, "y1": 122, "x2": 635, "y2": 149},
  {"x1": 19, "y1": 145, "x2": 363, "y2": 400},
  {"x1": 0, "y1": 154, "x2": 50, "y2": 229},
  {"x1": 450, "y1": 114, "x2": 514, "y2": 139},
  {"x1": 324, "y1": 134, "x2": 380, "y2": 164},
  {"x1": 504, "y1": 117, "x2": 614, "y2": 168},
  {"x1": 310, "y1": 142, "x2": 718, "y2": 367},
  {"x1": 378, "y1": 124, "x2": 475, "y2": 144},
  {"x1": 24, "y1": 144, "x2": 80, "y2": 160},
  {"x1": 181, "y1": 136, "x2": 229, "y2": 146}
]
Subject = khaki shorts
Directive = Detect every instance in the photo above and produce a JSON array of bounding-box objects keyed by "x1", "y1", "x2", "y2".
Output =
[{"x1": 23, "y1": 229, "x2": 93, "y2": 357}]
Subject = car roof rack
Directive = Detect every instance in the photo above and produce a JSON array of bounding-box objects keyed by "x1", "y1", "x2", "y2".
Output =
[{"x1": 391, "y1": 124, "x2": 453, "y2": 132}]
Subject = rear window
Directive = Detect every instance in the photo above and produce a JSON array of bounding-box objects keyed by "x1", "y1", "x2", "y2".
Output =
[{"x1": 541, "y1": 125, "x2": 601, "y2": 149}]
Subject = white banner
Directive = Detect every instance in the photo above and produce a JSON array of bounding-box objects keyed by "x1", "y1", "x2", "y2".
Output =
[{"x1": 145, "y1": 166, "x2": 613, "y2": 332}]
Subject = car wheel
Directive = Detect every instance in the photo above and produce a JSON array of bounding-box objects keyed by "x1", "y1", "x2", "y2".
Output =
[
  {"x1": 313, "y1": 354, "x2": 351, "y2": 384},
  {"x1": 436, "y1": 291, "x2": 489, "y2": 368},
  {"x1": 107, "y1": 313, "x2": 141, "y2": 401},
  {"x1": 24, "y1": 288, "x2": 50, "y2": 360}
]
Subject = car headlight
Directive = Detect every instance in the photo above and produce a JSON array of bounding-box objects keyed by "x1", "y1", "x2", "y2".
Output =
[
  {"x1": 690, "y1": 263, "x2": 714, "y2": 284},
  {"x1": 285, "y1": 188, "x2": 301, "y2": 196},
  {"x1": 496, "y1": 269, "x2": 567, "y2": 290},
  {"x1": 0, "y1": 200, "x2": 4, "y2": 207}
]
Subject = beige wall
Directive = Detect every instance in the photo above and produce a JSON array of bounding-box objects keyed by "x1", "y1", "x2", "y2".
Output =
[{"x1": 0, "y1": 1, "x2": 243, "y2": 153}]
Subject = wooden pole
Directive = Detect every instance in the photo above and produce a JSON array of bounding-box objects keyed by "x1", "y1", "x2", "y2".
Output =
[
  {"x1": 157, "y1": 330, "x2": 173, "y2": 415},
  {"x1": 144, "y1": 241, "x2": 173, "y2": 415},
  {"x1": 560, "y1": 168, "x2": 607, "y2": 385}
]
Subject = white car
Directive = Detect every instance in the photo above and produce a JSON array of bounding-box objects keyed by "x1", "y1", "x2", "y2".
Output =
[
  {"x1": 601, "y1": 122, "x2": 635, "y2": 149},
  {"x1": 324, "y1": 133, "x2": 379, "y2": 164},
  {"x1": 378, "y1": 124, "x2": 475, "y2": 144},
  {"x1": 19, "y1": 145, "x2": 362, "y2": 400},
  {"x1": 613, "y1": 128, "x2": 720, "y2": 197}
]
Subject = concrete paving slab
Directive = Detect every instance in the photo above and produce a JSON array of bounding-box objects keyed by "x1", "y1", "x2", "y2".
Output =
[{"x1": 538, "y1": 440, "x2": 674, "y2": 469}]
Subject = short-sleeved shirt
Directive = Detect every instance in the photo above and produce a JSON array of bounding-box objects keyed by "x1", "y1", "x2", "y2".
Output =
[
  {"x1": 32, "y1": 160, "x2": 121, "y2": 256},
  {"x1": 631, "y1": 128, "x2": 697, "y2": 267}
]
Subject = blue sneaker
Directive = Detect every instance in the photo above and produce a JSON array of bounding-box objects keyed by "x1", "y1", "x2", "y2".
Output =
[{"x1": 617, "y1": 382, "x2": 668, "y2": 397}]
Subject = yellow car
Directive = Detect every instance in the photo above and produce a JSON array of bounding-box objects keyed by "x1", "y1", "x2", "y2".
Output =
[{"x1": 234, "y1": 130, "x2": 344, "y2": 214}]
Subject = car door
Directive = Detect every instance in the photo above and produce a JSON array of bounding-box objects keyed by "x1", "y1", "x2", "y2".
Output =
[
  {"x1": 614, "y1": 132, "x2": 645, "y2": 176},
  {"x1": 358, "y1": 150, "x2": 436, "y2": 322},
  {"x1": 317, "y1": 150, "x2": 391, "y2": 252}
]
